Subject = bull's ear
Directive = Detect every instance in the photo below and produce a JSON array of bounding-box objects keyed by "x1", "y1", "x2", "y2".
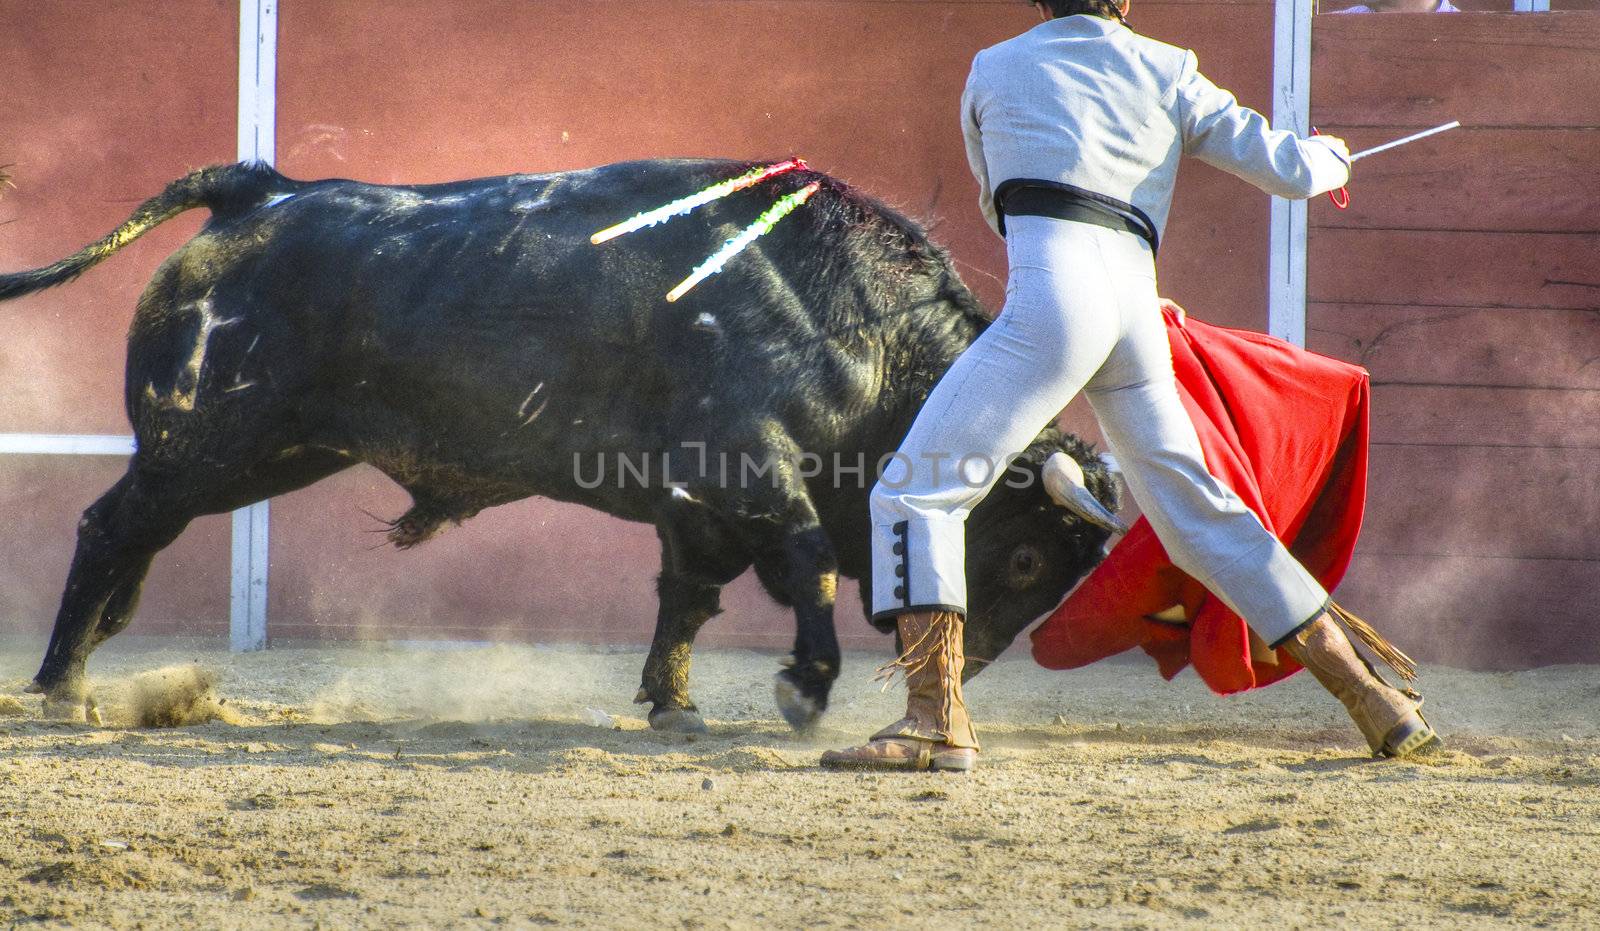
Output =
[{"x1": 1042, "y1": 451, "x2": 1128, "y2": 535}]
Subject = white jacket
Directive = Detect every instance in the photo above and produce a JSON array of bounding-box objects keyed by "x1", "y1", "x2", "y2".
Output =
[{"x1": 961, "y1": 14, "x2": 1349, "y2": 242}]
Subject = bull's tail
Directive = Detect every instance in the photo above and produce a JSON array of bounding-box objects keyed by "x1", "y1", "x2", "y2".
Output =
[{"x1": 0, "y1": 161, "x2": 290, "y2": 302}]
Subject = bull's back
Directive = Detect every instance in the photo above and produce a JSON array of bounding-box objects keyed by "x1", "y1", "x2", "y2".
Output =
[
  {"x1": 203, "y1": 160, "x2": 791, "y2": 361},
  {"x1": 165, "y1": 167, "x2": 652, "y2": 383},
  {"x1": 141, "y1": 159, "x2": 942, "y2": 516}
]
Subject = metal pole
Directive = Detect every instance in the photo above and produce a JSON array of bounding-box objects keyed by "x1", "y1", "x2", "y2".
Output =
[
  {"x1": 1349, "y1": 121, "x2": 1460, "y2": 162},
  {"x1": 231, "y1": 0, "x2": 277, "y2": 652}
]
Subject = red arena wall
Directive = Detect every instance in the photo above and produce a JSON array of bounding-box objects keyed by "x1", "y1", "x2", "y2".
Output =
[{"x1": 1, "y1": 2, "x2": 1591, "y2": 667}]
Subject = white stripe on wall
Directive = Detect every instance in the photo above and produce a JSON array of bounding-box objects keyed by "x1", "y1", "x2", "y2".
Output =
[
  {"x1": 231, "y1": 0, "x2": 278, "y2": 652},
  {"x1": 0, "y1": 434, "x2": 136, "y2": 456}
]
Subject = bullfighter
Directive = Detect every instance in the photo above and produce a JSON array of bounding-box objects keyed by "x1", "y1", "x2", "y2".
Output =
[{"x1": 823, "y1": 0, "x2": 1439, "y2": 771}]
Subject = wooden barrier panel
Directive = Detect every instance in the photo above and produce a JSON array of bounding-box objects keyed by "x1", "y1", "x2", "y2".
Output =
[
  {"x1": 1312, "y1": 13, "x2": 1600, "y2": 127},
  {"x1": 1310, "y1": 127, "x2": 1600, "y2": 233},
  {"x1": 1367, "y1": 386, "x2": 1600, "y2": 448},
  {"x1": 1326, "y1": 0, "x2": 1600, "y2": 9},
  {"x1": 1311, "y1": 12, "x2": 1600, "y2": 666},
  {"x1": 1309, "y1": 304, "x2": 1600, "y2": 390},
  {"x1": 0, "y1": 457, "x2": 232, "y2": 639},
  {"x1": 1309, "y1": 230, "x2": 1600, "y2": 310},
  {"x1": 1362, "y1": 444, "x2": 1600, "y2": 562},
  {"x1": 1338, "y1": 554, "x2": 1600, "y2": 669}
]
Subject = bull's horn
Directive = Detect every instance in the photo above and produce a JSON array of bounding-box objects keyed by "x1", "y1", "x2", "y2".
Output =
[{"x1": 1042, "y1": 452, "x2": 1128, "y2": 535}]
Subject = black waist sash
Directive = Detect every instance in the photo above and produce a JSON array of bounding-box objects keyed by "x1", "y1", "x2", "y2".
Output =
[{"x1": 995, "y1": 179, "x2": 1159, "y2": 255}]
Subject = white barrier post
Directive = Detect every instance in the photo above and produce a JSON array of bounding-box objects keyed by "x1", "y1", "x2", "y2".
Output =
[
  {"x1": 1269, "y1": 0, "x2": 1313, "y2": 347},
  {"x1": 231, "y1": 0, "x2": 277, "y2": 652}
]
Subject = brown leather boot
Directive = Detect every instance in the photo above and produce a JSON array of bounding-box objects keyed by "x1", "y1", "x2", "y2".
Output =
[
  {"x1": 1283, "y1": 610, "x2": 1440, "y2": 758},
  {"x1": 820, "y1": 610, "x2": 979, "y2": 772}
]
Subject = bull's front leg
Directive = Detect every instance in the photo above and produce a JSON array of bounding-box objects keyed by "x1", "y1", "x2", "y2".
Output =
[{"x1": 772, "y1": 523, "x2": 842, "y2": 732}]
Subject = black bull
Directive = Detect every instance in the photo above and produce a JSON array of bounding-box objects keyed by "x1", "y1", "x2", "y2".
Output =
[{"x1": 0, "y1": 159, "x2": 1120, "y2": 729}]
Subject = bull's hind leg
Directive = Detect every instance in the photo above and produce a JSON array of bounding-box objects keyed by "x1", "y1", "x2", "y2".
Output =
[
  {"x1": 30, "y1": 472, "x2": 191, "y2": 720},
  {"x1": 30, "y1": 449, "x2": 350, "y2": 720},
  {"x1": 639, "y1": 576, "x2": 723, "y2": 734},
  {"x1": 638, "y1": 501, "x2": 750, "y2": 733}
]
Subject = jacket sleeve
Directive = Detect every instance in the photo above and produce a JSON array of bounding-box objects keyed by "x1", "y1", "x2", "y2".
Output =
[
  {"x1": 1175, "y1": 51, "x2": 1349, "y2": 199},
  {"x1": 960, "y1": 55, "x2": 1003, "y2": 239}
]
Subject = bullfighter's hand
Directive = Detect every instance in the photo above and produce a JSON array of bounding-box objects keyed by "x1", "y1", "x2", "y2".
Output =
[{"x1": 1306, "y1": 133, "x2": 1351, "y2": 167}]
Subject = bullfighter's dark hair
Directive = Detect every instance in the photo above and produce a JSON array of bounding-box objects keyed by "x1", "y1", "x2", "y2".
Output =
[{"x1": 1032, "y1": 0, "x2": 1130, "y2": 26}]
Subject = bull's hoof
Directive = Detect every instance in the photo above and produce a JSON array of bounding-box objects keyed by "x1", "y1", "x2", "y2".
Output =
[
  {"x1": 648, "y1": 706, "x2": 709, "y2": 734},
  {"x1": 29, "y1": 675, "x2": 100, "y2": 726},
  {"x1": 773, "y1": 673, "x2": 822, "y2": 732},
  {"x1": 39, "y1": 690, "x2": 100, "y2": 726}
]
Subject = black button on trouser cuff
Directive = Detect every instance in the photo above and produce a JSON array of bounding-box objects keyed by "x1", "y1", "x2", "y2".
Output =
[{"x1": 868, "y1": 514, "x2": 967, "y2": 620}]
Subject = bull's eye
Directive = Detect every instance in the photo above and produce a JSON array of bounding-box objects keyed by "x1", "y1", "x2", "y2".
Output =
[{"x1": 1006, "y1": 544, "x2": 1044, "y2": 589}]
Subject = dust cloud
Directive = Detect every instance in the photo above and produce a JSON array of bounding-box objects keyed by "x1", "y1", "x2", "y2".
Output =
[{"x1": 127, "y1": 664, "x2": 239, "y2": 728}]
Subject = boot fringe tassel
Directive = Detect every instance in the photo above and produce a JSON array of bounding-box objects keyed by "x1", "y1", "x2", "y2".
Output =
[
  {"x1": 872, "y1": 611, "x2": 958, "y2": 690},
  {"x1": 1329, "y1": 600, "x2": 1419, "y2": 683}
]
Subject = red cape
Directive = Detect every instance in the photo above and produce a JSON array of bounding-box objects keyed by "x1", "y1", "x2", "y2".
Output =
[{"x1": 1030, "y1": 304, "x2": 1371, "y2": 694}]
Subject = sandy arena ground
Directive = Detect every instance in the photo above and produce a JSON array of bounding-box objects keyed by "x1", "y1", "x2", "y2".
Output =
[{"x1": 0, "y1": 635, "x2": 1596, "y2": 929}]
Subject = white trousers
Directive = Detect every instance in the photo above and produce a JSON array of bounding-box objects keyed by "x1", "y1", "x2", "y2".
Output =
[{"x1": 868, "y1": 216, "x2": 1328, "y2": 645}]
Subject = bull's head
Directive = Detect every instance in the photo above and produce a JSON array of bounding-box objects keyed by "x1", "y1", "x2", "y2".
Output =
[{"x1": 926, "y1": 427, "x2": 1122, "y2": 675}]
